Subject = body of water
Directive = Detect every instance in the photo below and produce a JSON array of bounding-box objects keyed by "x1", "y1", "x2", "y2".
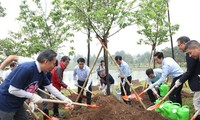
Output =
[{"x1": 63, "y1": 68, "x2": 148, "y2": 89}]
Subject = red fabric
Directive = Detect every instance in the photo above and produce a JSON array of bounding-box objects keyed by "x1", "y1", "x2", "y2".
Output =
[{"x1": 51, "y1": 62, "x2": 67, "y2": 91}]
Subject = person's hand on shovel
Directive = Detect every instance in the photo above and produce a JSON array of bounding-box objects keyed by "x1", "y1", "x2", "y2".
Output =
[
  {"x1": 175, "y1": 79, "x2": 182, "y2": 88},
  {"x1": 30, "y1": 93, "x2": 43, "y2": 103},
  {"x1": 64, "y1": 97, "x2": 74, "y2": 110},
  {"x1": 148, "y1": 84, "x2": 155, "y2": 90},
  {"x1": 29, "y1": 102, "x2": 38, "y2": 112}
]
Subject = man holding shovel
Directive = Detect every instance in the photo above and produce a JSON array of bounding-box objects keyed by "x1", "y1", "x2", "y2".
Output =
[
  {"x1": 145, "y1": 68, "x2": 162, "y2": 104},
  {"x1": 51, "y1": 56, "x2": 70, "y2": 118},
  {"x1": 178, "y1": 39, "x2": 200, "y2": 120},
  {"x1": 73, "y1": 58, "x2": 92, "y2": 105},
  {"x1": 0, "y1": 54, "x2": 51, "y2": 120},
  {"x1": 148, "y1": 52, "x2": 183, "y2": 105},
  {"x1": 0, "y1": 49, "x2": 73, "y2": 120},
  {"x1": 115, "y1": 55, "x2": 132, "y2": 105},
  {"x1": 99, "y1": 69, "x2": 115, "y2": 95}
]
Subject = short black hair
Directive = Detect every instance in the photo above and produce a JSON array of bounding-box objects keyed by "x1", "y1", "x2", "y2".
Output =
[
  {"x1": 185, "y1": 40, "x2": 200, "y2": 50},
  {"x1": 146, "y1": 68, "x2": 154, "y2": 76},
  {"x1": 115, "y1": 55, "x2": 122, "y2": 61},
  {"x1": 100, "y1": 60, "x2": 105, "y2": 63},
  {"x1": 77, "y1": 58, "x2": 85, "y2": 63},
  {"x1": 61, "y1": 56, "x2": 70, "y2": 62},
  {"x1": 10, "y1": 62, "x2": 16, "y2": 68},
  {"x1": 154, "y1": 52, "x2": 164, "y2": 59},
  {"x1": 177, "y1": 36, "x2": 190, "y2": 43},
  {"x1": 37, "y1": 49, "x2": 57, "y2": 63}
]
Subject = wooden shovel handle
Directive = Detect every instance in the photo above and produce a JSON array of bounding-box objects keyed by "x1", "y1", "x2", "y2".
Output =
[
  {"x1": 74, "y1": 84, "x2": 96, "y2": 95},
  {"x1": 159, "y1": 86, "x2": 176, "y2": 104},
  {"x1": 38, "y1": 88, "x2": 58, "y2": 100},
  {"x1": 37, "y1": 107, "x2": 51, "y2": 119},
  {"x1": 24, "y1": 102, "x2": 40, "y2": 120},
  {"x1": 120, "y1": 82, "x2": 127, "y2": 96},
  {"x1": 43, "y1": 99, "x2": 88, "y2": 107},
  {"x1": 191, "y1": 109, "x2": 200, "y2": 120}
]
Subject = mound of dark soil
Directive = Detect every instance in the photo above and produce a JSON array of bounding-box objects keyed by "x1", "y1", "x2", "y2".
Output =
[{"x1": 64, "y1": 92, "x2": 169, "y2": 120}]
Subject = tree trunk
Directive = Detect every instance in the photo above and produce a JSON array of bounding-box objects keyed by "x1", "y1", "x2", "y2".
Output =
[
  {"x1": 167, "y1": 1, "x2": 175, "y2": 60},
  {"x1": 87, "y1": 28, "x2": 91, "y2": 66},
  {"x1": 103, "y1": 38, "x2": 110, "y2": 95}
]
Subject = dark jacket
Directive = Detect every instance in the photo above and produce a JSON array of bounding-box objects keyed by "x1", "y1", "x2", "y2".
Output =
[
  {"x1": 100, "y1": 74, "x2": 115, "y2": 85},
  {"x1": 179, "y1": 53, "x2": 200, "y2": 91}
]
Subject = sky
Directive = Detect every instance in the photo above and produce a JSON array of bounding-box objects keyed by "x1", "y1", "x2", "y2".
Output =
[{"x1": 0, "y1": 0, "x2": 200, "y2": 57}]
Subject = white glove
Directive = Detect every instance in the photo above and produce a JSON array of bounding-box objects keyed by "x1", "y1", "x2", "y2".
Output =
[
  {"x1": 29, "y1": 102, "x2": 38, "y2": 112},
  {"x1": 30, "y1": 94, "x2": 43, "y2": 103},
  {"x1": 148, "y1": 84, "x2": 155, "y2": 89},
  {"x1": 64, "y1": 97, "x2": 73, "y2": 106},
  {"x1": 122, "y1": 80, "x2": 126, "y2": 86},
  {"x1": 175, "y1": 79, "x2": 182, "y2": 88},
  {"x1": 99, "y1": 85, "x2": 103, "y2": 90},
  {"x1": 0, "y1": 69, "x2": 3, "y2": 78},
  {"x1": 85, "y1": 86, "x2": 89, "y2": 92}
]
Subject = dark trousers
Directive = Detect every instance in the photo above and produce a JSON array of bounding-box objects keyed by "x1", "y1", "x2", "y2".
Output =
[
  {"x1": 78, "y1": 80, "x2": 92, "y2": 105},
  {"x1": 147, "y1": 89, "x2": 160, "y2": 103},
  {"x1": 0, "y1": 106, "x2": 29, "y2": 120},
  {"x1": 53, "y1": 103, "x2": 59, "y2": 115},
  {"x1": 120, "y1": 76, "x2": 132, "y2": 96},
  {"x1": 169, "y1": 75, "x2": 183, "y2": 105}
]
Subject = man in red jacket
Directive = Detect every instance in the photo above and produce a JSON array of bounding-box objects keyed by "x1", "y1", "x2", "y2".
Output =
[{"x1": 51, "y1": 56, "x2": 70, "y2": 117}]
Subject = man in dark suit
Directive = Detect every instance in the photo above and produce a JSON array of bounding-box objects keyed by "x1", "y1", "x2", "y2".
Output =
[{"x1": 175, "y1": 37, "x2": 200, "y2": 120}]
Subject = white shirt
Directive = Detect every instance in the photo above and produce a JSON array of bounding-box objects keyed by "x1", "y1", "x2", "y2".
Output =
[
  {"x1": 153, "y1": 57, "x2": 183, "y2": 86},
  {"x1": 73, "y1": 65, "x2": 92, "y2": 87}
]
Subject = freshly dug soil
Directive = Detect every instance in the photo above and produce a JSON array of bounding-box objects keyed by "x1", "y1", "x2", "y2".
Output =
[
  {"x1": 63, "y1": 88, "x2": 169, "y2": 120},
  {"x1": 37, "y1": 86, "x2": 191, "y2": 120}
]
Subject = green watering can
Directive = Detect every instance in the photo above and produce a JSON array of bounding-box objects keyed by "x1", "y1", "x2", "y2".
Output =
[
  {"x1": 159, "y1": 101, "x2": 173, "y2": 117},
  {"x1": 159, "y1": 84, "x2": 169, "y2": 97},
  {"x1": 177, "y1": 105, "x2": 190, "y2": 120},
  {"x1": 154, "y1": 98, "x2": 161, "y2": 112},
  {"x1": 166, "y1": 103, "x2": 181, "y2": 120}
]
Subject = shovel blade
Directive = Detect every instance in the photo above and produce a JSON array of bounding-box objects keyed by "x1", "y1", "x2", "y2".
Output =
[
  {"x1": 147, "y1": 103, "x2": 161, "y2": 111},
  {"x1": 122, "y1": 95, "x2": 129, "y2": 101},
  {"x1": 64, "y1": 106, "x2": 74, "y2": 110},
  {"x1": 49, "y1": 117, "x2": 59, "y2": 120},
  {"x1": 87, "y1": 104, "x2": 99, "y2": 108},
  {"x1": 190, "y1": 117, "x2": 195, "y2": 120}
]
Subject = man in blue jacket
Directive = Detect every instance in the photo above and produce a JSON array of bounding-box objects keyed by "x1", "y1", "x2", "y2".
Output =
[{"x1": 0, "y1": 49, "x2": 73, "y2": 120}]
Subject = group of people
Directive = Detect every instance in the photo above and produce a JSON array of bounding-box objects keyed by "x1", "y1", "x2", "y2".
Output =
[
  {"x1": 145, "y1": 37, "x2": 200, "y2": 119},
  {"x1": 0, "y1": 37, "x2": 200, "y2": 120}
]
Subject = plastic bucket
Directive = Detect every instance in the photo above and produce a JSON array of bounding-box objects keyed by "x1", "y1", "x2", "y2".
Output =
[
  {"x1": 177, "y1": 105, "x2": 190, "y2": 120},
  {"x1": 115, "y1": 88, "x2": 122, "y2": 101},
  {"x1": 159, "y1": 84, "x2": 169, "y2": 97}
]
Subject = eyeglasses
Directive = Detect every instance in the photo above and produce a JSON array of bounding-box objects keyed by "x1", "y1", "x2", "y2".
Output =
[{"x1": 178, "y1": 43, "x2": 183, "y2": 47}]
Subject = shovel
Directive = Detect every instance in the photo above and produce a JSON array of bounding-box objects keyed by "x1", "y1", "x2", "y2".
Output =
[
  {"x1": 24, "y1": 102, "x2": 40, "y2": 120},
  {"x1": 147, "y1": 85, "x2": 176, "y2": 111},
  {"x1": 37, "y1": 107, "x2": 59, "y2": 120},
  {"x1": 191, "y1": 108, "x2": 200, "y2": 120},
  {"x1": 38, "y1": 88, "x2": 58, "y2": 100},
  {"x1": 74, "y1": 84, "x2": 96, "y2": 96},
  {"x1": 42, "y1": 99, "x2": 99, "y2": 108},
  {"x1": 67, "y1": 88, "x2": 87, "y2": 98},
  {"x1": 120, "y1": 82, "x2": 129, "y2": 101},
  {"x1": 129, "y1": 88, "x2": 149, "y2": 100}
]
